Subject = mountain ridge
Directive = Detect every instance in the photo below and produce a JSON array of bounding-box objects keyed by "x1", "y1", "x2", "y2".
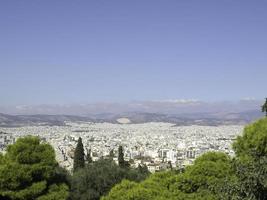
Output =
[{"x1": 0, "y1": 109, "x2": 263, "y2": 127}]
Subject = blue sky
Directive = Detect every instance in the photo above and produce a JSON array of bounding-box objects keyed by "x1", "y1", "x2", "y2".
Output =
[{"x1": 0, "y1": 0, "x2": 266, "y2": 105}]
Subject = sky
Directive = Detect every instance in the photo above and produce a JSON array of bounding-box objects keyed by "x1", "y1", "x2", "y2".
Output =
[{"x1": 0, "y1": 0, "x2": 266, "y2": 105}]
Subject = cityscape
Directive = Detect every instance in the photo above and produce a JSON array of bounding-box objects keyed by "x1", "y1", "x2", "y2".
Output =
[
  {"x1": 1, "y1": 0, "x2": 266, "y2": 199},
  {"x1": 0, "y1": 121, "x2": 243, "y2": 172}
]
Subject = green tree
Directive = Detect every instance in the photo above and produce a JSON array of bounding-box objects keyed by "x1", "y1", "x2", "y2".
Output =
[
  {"x1": 173, "y1": 152, "x2": 237, "y2": 199},
  {"x1": 262, "y1": 98, "x2": 267, "y2": 117},
  {"x1": 103, "y1": 152, "x2": 241, "y2": 200},
  {"x1": 101, "y1": 170, "x2": 216, "y2": 200},
  {"x1": 118, "y1": 146, "x2": 125, "y2": 167},
  {"x1": 73, "y1": 137, "x2": 85, "y2": 172},
  {"x1": 70, "y1": 158, "x2": 149, "y2": 200},
  {"x1": 233, "y1": 118, "x2": 267, "y2": 199},
  {"x1": 102, "y1": 152, "x2": 234, "y2": 200},
  {"x1": 0, "y1": 136, "x2": 69, "y2": 200}
]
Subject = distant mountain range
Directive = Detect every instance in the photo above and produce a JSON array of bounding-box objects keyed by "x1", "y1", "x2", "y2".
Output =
[
  {"x1": 0, "y1": 100, "x2": 264, "y2": 127},
  {"x1": 0, "y1": 110, "x2": 263, "y2": 127},
  {"x1": 0, "y1": 113, "x2": 94, "y2": 127}
]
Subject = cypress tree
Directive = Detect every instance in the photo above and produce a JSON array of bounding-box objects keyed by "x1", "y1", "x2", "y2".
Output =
[
  {"x1": 262, "y1": 98, "x2": 267, "y2": 117},
  {"x1": 118, "y1": 146, "x2": 125, "y2": 167},
  {"x1": 73, "y1": 137, "x2": 85, "y2": 172}
]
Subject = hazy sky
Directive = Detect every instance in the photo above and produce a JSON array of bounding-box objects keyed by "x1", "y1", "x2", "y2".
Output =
[{"x1": 0, "y1": 1, "x2": 266, "y2": 105}]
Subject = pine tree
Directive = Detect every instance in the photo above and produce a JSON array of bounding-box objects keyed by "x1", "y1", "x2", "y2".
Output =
[
  {"x1": 73, "y1": 137, "x2": 85, "y2": 172},
  {"x1": 0, "y1": 136, "x2": 69, "y2": 199},
  {"x1": 86, "y1": 148, "x2": 93, "y2": 164},
  {"x1": 118, "y1": 146, "x2": 125, "y2": 167},
  {"x1": 262, "y1": 98, "x2": 267, "y2": 117}
]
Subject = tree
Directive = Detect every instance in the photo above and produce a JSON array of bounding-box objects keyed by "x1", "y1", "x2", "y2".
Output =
[
  {"x1": 101, "y1": 170, "x2": 216, "y2": 200},
  {"x1": 70, "y1": 158, "x2": 149, "y2": 200},
  {"x1": 0, "y1": 136, "x2": 69, "y2": 200},
  {"x1": 174, "y1": 152, "x2": 237, "y2": 197},
  {"x1": 262, "y1": 98, "x2": 267, "y2": 117},
  {"x1": 102, "y1": 152, "x2": 235, "y2": 200},
  {"x1": 233, "y1": 118, "x2": 267, "y2": 199},
  {"x1": 86, "y1": 148, "x2": 93, "y2": 164},
  {"x1": 73, "y1": 137, "x2": 85, "y2": 172},
  {"x1": 118, "y1": 146, "x2": 125, "y2": 168}
]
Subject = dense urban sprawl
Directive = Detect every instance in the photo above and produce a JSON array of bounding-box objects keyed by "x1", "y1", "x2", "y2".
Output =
[{"x1": 0, "y1": 122, "x2": 243, "y2": 172}]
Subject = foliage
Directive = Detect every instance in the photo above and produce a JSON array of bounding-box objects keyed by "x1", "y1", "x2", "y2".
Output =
[
  {"x1": 0, "y1": 136, "x2": 69, "y2": 200},
  {"x1": 70, "y1": 158, "x2": 149, "y2": 200},
  {"x1": 73, "y1": 137, "x2": 85, "y2": 172},
  {"x1": 173, "y1": 152, "x2": 235, "y2": 194},
  {"x1": 118, "y1": 145, "x2": 126, "y2": 168},
  {"x1": 233, "y1": 118, "x2": 267, "y2": 199},
  {"x1": 37, "y1": 183, "x2": 69, "y2": 200},
  {"x1": 262, "y1": 98, "x2": 267, "y2": 116},
  {"x1": 102, "y1": 152, "x2": 234, "y2": 200}
]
